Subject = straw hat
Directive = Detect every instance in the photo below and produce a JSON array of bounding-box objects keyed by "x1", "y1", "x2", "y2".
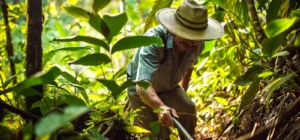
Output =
[{"x1": 156, "y1": 0, "x2": 224, "y2": 41}]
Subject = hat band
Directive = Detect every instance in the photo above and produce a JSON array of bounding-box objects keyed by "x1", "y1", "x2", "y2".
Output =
[{"x1": 175, "y1": 13, "x2": 208, "y2": 29}]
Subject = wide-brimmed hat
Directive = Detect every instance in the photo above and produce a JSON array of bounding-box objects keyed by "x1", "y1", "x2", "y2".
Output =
[{"x1": 156, "y1": 0, "x2": 224, "y2": 41}]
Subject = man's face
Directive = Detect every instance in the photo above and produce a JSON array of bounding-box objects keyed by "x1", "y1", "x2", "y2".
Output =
[{"x1": 173, "y1": 35, "x2": 201, "y2": 52}]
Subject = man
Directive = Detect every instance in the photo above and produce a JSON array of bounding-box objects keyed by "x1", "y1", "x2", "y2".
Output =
[{"x1": 127, "y1": 0, "x2": 224, "y2": 139}]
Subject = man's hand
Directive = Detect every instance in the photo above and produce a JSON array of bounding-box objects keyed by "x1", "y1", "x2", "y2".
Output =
[{"x1": 157, "y1": 105, "x2": 179, "y2": 126}]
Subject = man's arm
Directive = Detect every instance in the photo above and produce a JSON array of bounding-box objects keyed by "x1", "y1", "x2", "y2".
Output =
[
  {"x1": 179, "y1": 68, "x2": 193, "y2": 91},
  {"x1": 136, "y1": 83, "x2": 179, "y2": 126}
]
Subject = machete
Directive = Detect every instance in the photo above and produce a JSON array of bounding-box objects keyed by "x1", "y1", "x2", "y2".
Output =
[{"x1": 172, "y1": 117, "x2": 194, "y2": 140}]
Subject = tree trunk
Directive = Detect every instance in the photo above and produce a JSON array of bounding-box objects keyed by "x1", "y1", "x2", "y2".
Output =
[
  {"x1": 0, "y1": 0, "x2": 17, "y2": 84},
  {"x1": 25, "y1": 0, "x2": 43, "y2": 120}
]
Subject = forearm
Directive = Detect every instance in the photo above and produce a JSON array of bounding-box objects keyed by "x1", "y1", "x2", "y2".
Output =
[
  {"x1": 136, "y1": 84, "x2": 165, "y2": 109},
  {"x1": 180, "y1": 68, "x2": 193, "y2": 91}
]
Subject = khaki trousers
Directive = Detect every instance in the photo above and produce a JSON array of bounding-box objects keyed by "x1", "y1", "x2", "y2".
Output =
[{"x1": 128, "y1": 86, "x2": 197, "y2": 140}]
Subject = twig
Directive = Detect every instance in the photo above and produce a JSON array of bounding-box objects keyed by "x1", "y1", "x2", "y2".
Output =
[{"x1": 0, "y1": 99, "x2": 40, "y2": 121}]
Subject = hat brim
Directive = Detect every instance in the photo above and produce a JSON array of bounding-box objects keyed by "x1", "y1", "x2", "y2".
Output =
[{"x1": 156, "y1": 8, "x2": 224, "y2": 41}]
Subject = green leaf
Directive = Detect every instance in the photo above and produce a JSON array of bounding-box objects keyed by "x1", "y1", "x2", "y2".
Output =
[
  {"x1": 153, "y1": 108, "x2": 163, "y2": 113},
  {"x1": 111, "y1": 36, "x2": 163, "y2": 54},
  {"x1": 53, "y1": 36, "x2": 109, "y2": 51},
  {"x1": 258, "y1": 71, "x2": 275, "y2": 79},
  {"x1": 262, "y1": 35, "x2": 284, "y2": 58},
  {"x1": 234, "y1": 65, "x2": 265, "y2": 86},
  {"x1": 61, "y1": 6, "x2": 90, "y2": 21},
  {"x1": 65, "y1": 95, "x2": 86, "y2": 106},
  {"x1": 149, "y1": 121, "x2": 160, "y2": 137},
  {"x1": 294, "y1": 31, "x2": 300, "y2": 47},
  {"x1": 69, "y1": 53, "x2": 110, "y2": 66},
  {"x1": 22, "y1": 121, "x2": 33, "y2": 140},
  {"x1": 44, "y1": 46, "x2": 93, "y2": 63},
  {"x1": 35, "y1": 106, "x2": 89, "y2": 136},
  {"x1": 143, "y1": 0, "x2": 172, "y2": 32},
  {"x1": 16, "y1": 88, "x2": 41, "y2": 98},
  {"x1": 103, "y1": 12, "x2": 128, "y2": 43},
  {"x1": 239, "y1": 78, "x2": 260, "y2": 111},
  {"x1": 135, "y1": 80, "x2": 151, "y2": 90},
  {"x1": 3, "y1": 72, "x2": 24, "y2": 88},
  {"x1": 14, "y1": 66, "x2": 62, "y2": 93},
  {"x1": 263, "y1": 72, "x2": 296, "y2": 108},
  {"x1": 0, "y1": 125, "x2": 11, "y2": 140},
  {"x1": 214, "y1": 97, "x2": 229, "y2": 106},
  {"x1": 292, "y1": 9, "x2": 300, "y2": 17},
  {"x1": 123, "y1": 126, "x2": 151, "y2": 134},
  {"x1": 266, "y1": 0, "x2": 281, "y2": 23},
  {"x1": 265, "y1": 18, "x2": 297, "y2": 38},
  {"x1": 112, "y1": 65, "x2": 127, "y2": 79},
  {"x1": 66, "y1": 83, "x2": 89, "y2": 104},
  {"x1": 92, "y1": 0, "x2": 111, "y2": 13},
  {"x1": 271, "y1": 51, "x2": 290, "y2": 58},
  {"x1": 96, "y1": 79, "x2": 120, "y2": 95},
  {"x1": 88, "y1": 14, "x2": 110, "y2": 38}
]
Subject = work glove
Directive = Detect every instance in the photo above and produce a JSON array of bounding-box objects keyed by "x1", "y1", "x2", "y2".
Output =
[{"x1": 157, "y1": 105, "x2": 179, "y2": 126}]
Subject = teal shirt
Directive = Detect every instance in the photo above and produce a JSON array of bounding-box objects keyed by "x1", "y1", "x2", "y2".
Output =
[{"x1": 127, "y1": 25, "x2": 204, "y2": 94}]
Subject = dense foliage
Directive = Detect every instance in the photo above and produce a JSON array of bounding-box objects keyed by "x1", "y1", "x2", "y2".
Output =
[{"x1": 0, "y1": 0, "x2": 299, "y2": 139}]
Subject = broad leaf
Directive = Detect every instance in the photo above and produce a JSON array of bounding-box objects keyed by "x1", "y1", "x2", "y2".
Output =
[
  {"x1": 103, "y1": 12, "x2": 128, "y2": 43},
  {"x1": 111, "y1": 36, "x2": 163, "y2": 54},
  {"x1": 88, "y1": 14, "x2": 110, "y2": 38},
  {"x1": 96, "y1": 79, "x2": 121, "y2": 96},
  {"x1": 69, "y1": 53, "x2": 110, "y2": 66},
  {"x1": 65, "y1": 83, "x2": 89, "y2": 104},
  {"x1": 234, "y1": 65, "x2": 264, "y2": 86},
  {"x1": 265, "y1": 18, "x2": 297, "y2": 38},
  {"x1": 61, "y1": 6, "x2": 90, "y2": 21},
  {"x1": 53, "y1": 36, "x2": 109, "y2": 51},
  {"x1": 35, "y1": 106, "x2": 89, "y2": 136},
  {"x1": 14, "y1": 66, "x2": 62, "y2": 93},
  {"x1": 266, "y1": 0, "x2": 281, "y2": 23},
  {"x1": 3, "y1": 72, "x2": 24, "y2": 88},
  {"x1": 65, "y1": 95, "x2": 86, "y2": 106},
  {"x1": 239, "y1": 78, "x2": 260, "y2": 111},
  {"x1": 16, "y1": 88, "x2": 41, "y2": 98},
  {"x1": 112, "y1": 65, "x2": 127, "y2": 79},
  {"x1": 44, "y1": 46, "x2": 92, "y2": 63},
  {"x1": 294, "y1": 31, "x2": 300, "y2": 47},
  {"x1": 93, "y1": 0, "x2": 111, "y2": 13},
  {"x1": 258, "y1": 71, "x2": 275, "y2": 79},
  {"x1": 123, "y1": 126, "x2": 151, "y2": 134},
  {"x1": 271, "y1": 51, "x2": 290, "y2": 58},
  {"x1": 263, "y1": 72, "x2": 296, "y2": 108},
  {"x1": 143, "y1": 0, "x2": 172, "y2": 33},
  {"x1": 214, "y1": 97, "x2": 228, "y2": 106},
  {"x1": 262, "y1": 35, "x2": 284, "y2": 58}
]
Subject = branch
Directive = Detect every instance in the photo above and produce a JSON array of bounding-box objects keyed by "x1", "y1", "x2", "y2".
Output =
[{"x1": 0, "y1": 99, "x2": 40, "y2": 122}]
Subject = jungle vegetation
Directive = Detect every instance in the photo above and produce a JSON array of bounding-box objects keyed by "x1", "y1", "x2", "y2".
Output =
[{"x1": 0, "y1": 0, "x2": 299, "y2": 139}]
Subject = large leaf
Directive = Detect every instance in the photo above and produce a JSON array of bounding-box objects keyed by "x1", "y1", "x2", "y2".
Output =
[
  {"x1": 43, "y1": 46, "x2": 92, "y2": 63},
  {"x1": 53, "y1": 36, "x2": 109, "y2": 51},
  {"x1": 266, "y1": 0, "x2": 281, "y2": 23},
  {"x1": 88, "y1": 14, "x2": 110, "y2": 38},
  {"x1": 93, "y1": 0, "x2": 111, "y2": 13},
  {"x1": 14, "y1": 66, "x2": 62, "y2": 93},
  {"x1": 35, "y1": 106, "x2": 89, "y2": 136},
  {"x1": 69, "y1": 53, "x2": 110, "y2": 66},
  {"x1": 65, "y1": 83, "x2": 89, "y2": 104},
  {"x1": 234, "y1": 65, "x2": 265, "y2": 86},
  {"x1": 263, "y1": 72, "x2": 296, "y2": 108},
  {"x1": 103, "y1": 12, "x2": 128, "y2": 43},
  {"x1": 239, "y1": 78, "x2": 260, "y2": 111},
  {"x1": 61, "y1": 6, "x2": 90, "y2": 21},
  {"x1": 123, "y1": 126, "x2": 150, "y2": 134},
  {"x1": 111, "y1": 36, "x2": 163, "y2": 54},
  {"x1": 262, "y1": 35, "x2": 284, "y2": 58},
  {"x1": 143, "y1": 0, "x2": 173, "y2": 33},
  {"x1": 65, "y1": 95, "x2": 86, "y2": 106},
  {"x1": 265, "y1": 18, "x2": 297, "y2": 38}
]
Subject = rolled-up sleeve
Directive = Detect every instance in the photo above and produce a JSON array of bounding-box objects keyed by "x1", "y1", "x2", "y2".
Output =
[{"x1": 136, "y1": 29, "x2": 163, "y2": 82}]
